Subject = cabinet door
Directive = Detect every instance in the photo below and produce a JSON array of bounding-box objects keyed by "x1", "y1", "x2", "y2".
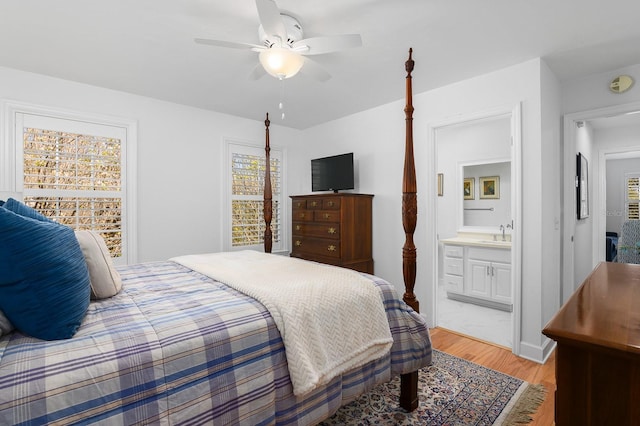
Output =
[
  {"x1": 491, "y1": 261, "x2": 512, "y2": 304},
  {"x1": 467, "y1": 259, "x2": 491, "y2": 298}
]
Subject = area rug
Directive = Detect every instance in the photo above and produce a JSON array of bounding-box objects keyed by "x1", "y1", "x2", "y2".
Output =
[{"x1": 320, "y1": 350, "x2": 546, "y2": 425}]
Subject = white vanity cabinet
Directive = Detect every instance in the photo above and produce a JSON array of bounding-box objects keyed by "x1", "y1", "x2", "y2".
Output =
[
  {"x1": 442, "y1": 242, "x2": 512, "y2": 312},
  {"x1": 443, "y1": 244, "x2": 464, "y2": 294}
]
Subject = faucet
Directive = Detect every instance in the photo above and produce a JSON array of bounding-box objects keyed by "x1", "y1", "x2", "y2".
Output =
[{"x1": 500, "y1": 223, "x2": 513, "y2": 241}]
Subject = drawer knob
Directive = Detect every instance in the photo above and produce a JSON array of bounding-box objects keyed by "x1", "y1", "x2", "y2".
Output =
[
  {"x1": 295, "y1": 225, "x2": 301, "y2": 231},
  {"x1": 324, "y1": 213, "x2": 331, "y2": 219},
  {"x1": 297, "y1": 202, "x2": 302, "y2": 208},
  {"x1": 327, "y1": 201, "x2": 334, "y2": 207},
  {"x1": 327, "y1": 245, "x2": 336, "y2": 252},
  {"x1": 300, "y1": 213, "x2": 305, "y2": 219},
  {"x1": 311, "y1": 201, "x2": 318, "y2": 207},
  {"x1": 327, "y1": 227, "x2": 336, "y2": 234},
  {"x1": 295, "y1": 240, "x2": 302, "y2": 246}
]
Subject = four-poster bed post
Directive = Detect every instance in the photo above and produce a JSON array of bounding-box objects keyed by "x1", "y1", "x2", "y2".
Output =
[
  {"x1": 399, "y1": 47, "x2": 420, "y2": 412},
  {"x1": 263, "y1": 113, "x2": 273, "y2": 253},
  {"x1": 260, "y1": 49, "x2": 421, "y2": 413}
]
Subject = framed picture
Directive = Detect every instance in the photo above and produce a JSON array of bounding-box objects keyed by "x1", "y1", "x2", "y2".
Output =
[
  {"x1": 437, "y1": 173, "x2": 444, "y2": 196},
  {"x1": 479, "y1": 176, "x2": 500, "y2": 199},
  {"x1": 577, "y1": 152, "x2": 589, "y2": 219},
  {"x1": 463, "y1": 178, "x2": 474, "y2": 200}
]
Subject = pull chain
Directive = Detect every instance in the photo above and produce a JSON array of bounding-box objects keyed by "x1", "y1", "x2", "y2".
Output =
[{"x1": 279, "y1": 77, "x2": 285, "y2": 120}]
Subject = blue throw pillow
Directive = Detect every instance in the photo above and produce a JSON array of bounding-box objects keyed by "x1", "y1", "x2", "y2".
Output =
[
  {"x1": 0, "y1": 206, "x2": 91, "y2": 340},
  {"x1": 3, "y1": 197, "x2": 52, "y2": 222}
]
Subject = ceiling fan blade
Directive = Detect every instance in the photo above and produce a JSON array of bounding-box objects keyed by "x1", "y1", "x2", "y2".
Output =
[
  {"x1": 248, "y1": 63, "x2": 267, "y2": 80},
  {"x1": 299, "y1": 57, "x2": 331, "y2": 82},
  {"x1": 194, "y1": 38, "x2": 264, "y2": 52},
  {"x1": 255, "y1": 0, "x2": 287, "y2": 42},
  {"x1": 293, "y1": 34, "x2": 362, "y2": 55}
]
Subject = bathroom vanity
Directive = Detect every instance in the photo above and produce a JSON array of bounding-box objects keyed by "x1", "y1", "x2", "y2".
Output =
[{"x1": 441, "y1": 233, "x2": 512, "y2": 312}]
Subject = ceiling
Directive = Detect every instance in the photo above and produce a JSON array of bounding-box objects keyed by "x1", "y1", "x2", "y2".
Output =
[{"x1": 1, "y1": 0, "x2": 640, "y2": 130}]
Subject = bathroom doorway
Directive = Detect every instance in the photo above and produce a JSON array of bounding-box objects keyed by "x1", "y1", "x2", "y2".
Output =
[{"x1": 429, "y1": 105, "x2": 522, "y2": 351}]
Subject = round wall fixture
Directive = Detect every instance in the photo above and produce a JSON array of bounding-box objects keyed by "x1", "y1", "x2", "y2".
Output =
[{"x1": 609, "y1": 75, "x2": 634, "y2": 93}]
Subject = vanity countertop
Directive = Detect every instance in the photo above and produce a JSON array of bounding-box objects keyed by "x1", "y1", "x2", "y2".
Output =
[{"x1": 440, "y1": 236, "x2": 511, "y2": 249}]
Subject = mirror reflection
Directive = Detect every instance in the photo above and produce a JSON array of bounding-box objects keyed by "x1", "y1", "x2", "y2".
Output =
[{"x1": 463, "y1": 161, "x2": 511, "y2": 227}]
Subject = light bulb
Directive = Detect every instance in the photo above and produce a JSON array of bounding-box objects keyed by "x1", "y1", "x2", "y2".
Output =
[{"x1": 259, "y1": 47, "x2": 304, "y2": 79}]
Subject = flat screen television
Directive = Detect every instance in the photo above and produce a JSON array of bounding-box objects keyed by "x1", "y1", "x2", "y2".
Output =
[{"x1": 311, "y1": 152, "x2": 354, "y2": 193}]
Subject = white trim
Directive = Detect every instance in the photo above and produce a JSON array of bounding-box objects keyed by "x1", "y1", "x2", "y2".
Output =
[
  {"x1": 427, "y1": 103, "x2": 523, "y2": 356},
  {"x1": 1, "y1": 99, "x2": 138, "y2": 264}
]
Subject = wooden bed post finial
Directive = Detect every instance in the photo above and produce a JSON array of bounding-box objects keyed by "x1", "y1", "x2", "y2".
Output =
[
  {"x1": 400, "y1": 48, "x2": 420, "y2": 412},
  {"x1": 264, "y1": 113, "x2": 273, "y2": 253},
  {"x1": 402, "y1": 48, "x2": 418, "y2": 314}
]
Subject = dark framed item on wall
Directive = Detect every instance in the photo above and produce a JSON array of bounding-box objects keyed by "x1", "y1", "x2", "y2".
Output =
[{"x1": 577, "y1": 152, "x2": 589, "y2": 219}]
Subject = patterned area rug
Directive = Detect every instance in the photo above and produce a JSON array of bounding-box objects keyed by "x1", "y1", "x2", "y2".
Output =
[{"x1": 320, "y1": 350, "x2": 546, "y2": 425}]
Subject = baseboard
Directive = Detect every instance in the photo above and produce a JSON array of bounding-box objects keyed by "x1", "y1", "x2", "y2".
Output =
[{"x1": 517, "y1": 340, "x2": 551, "y2": 364}]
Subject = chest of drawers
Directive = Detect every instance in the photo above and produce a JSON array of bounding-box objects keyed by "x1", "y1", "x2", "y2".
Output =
[{"x1": 290, "y1": 193, "x2": 373, "y2": 273}]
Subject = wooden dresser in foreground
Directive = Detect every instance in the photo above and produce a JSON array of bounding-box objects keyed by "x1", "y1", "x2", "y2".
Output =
[
  {"x1": 290, "y1": 193, "x2": 373, "y2": 274},
  {"x1": 543, "y1": 262, "x2": 640, "y2": 425}
]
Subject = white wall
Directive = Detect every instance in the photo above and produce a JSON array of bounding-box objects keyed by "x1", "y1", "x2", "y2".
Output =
[
  {"x1": 0, "y1": 66, "x2": 303, "y2": 262},
  {"x1": 539, "y1": 60, "x2": 562, "y2": 353},
  {"x1": 302, "y1": 58, "x2": 560, "y2": 362},
  {"x1": 563, "y1": 64, "x2": 640, "y2": 114}
]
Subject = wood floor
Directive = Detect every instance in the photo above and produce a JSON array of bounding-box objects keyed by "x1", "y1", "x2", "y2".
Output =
[{"x1": 430, "y1": 327, "x2": 556, "y2": 425}]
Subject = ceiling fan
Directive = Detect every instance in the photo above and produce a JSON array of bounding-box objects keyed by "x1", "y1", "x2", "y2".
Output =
[{"x1": 194, "y1": 0, "x2": 362, "y2": 81}]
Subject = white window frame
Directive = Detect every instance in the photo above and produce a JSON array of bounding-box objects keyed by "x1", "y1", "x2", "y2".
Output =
[
  {"x1": 1, "y1": 100, "x2": 138, "y2": 264},
  {"x1": 224, "y1": 138, "x2": 286, "y2": 253}
]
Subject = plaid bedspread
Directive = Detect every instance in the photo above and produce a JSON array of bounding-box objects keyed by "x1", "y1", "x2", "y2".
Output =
[{"x1": 0, "y1": 261, "x2": 432, "y2": 425}]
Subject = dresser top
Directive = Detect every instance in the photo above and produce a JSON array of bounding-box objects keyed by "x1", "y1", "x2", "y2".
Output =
[
  {"x1": 290, "y1": 193, "x2": 373, "y2": 198},
  {"x1": 543, "y1": 262, "x2": 640, "y2": 354}
]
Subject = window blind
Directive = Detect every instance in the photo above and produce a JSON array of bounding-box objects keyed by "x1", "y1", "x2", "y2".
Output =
[
  {"x1": 626, "y1": 175, "x2": 640, "y2": 220},
  {"x1": 22, "y1": 127, "x2": 123, "y2": 257},
  {"x1": 231, "y1": 150, "x2": 282, "y2": 248}
]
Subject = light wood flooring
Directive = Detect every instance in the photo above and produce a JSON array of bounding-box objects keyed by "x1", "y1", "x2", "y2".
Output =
[{"x1": 431, "y1": 327, "x2": 556, "y2": 425}]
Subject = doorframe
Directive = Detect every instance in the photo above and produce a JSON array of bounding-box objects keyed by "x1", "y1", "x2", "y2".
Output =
[
  {"x1": 427, "y1": 102, "x2": 522, "y2": 355},
  {"x1": 562, "y1": 100, "x2": 640, "y2": 302}
]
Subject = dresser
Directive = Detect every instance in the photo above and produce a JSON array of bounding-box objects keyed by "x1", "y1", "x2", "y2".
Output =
[
  {"x1": 543, "y1": 262, "x2": 640, "y2": 425},
  {"x1": 290, "y1": 193, "x2": 373, "y2": 273}
]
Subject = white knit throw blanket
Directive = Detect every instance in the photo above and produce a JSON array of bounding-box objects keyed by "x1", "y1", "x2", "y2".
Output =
[{"x1": 171, "y1": 251, "x2": 393, "y2": 396}]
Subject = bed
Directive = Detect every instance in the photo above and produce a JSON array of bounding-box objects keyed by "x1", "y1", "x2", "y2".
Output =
[{"x1": 0, "y1": 50, "x2": 430, "y2": 425}]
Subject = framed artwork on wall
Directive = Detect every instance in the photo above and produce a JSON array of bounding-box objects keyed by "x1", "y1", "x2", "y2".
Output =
[
  {"x1": 577, "y1": 152, "x2": 589, "y2": 219},
  {"x1": 479, "y1": 176, "x2": 500, "y2": 199},
  {"x1": 463, "y1": 178, "x2": 474, "y2": 200}
]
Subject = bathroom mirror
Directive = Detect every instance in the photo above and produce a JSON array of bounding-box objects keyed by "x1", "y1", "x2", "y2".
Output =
[{"x1": 462, "y1": 161, "x2": 511, "y2": 227}]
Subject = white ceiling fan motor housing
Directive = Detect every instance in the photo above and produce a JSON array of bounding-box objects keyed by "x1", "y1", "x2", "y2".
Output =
[{"x1": 258, "y1": 14, "x2": 304, "y2": 47}]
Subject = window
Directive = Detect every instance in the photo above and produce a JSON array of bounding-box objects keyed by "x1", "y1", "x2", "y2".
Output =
[
  {"x1": 22, "y1": 127, "x2": 123, "y2": 257},
  {"x1": 625, "y1": 173, "x2": 640, "y2": 220},
  {"x1": 227, "y1": 141, "x2": 283, "y2": 251},
  {"x1": 2, "y1": 102, "x2": 137, "y2": 264}
]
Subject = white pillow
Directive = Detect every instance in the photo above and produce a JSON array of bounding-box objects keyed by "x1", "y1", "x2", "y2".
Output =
[
  {"x1": 75, "y1": 231, "x2": 122, "y2": 299},
  {"x1": 0, "y1": 310, "x2": 14, "y2": 337}
]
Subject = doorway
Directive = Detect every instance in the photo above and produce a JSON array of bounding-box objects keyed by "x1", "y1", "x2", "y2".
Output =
[
  {"x1": 562, "y1": 101, "x2": 640, "y2": 301},
  {"x1": 429, "y1": 104, "x2": 522, "y2": 352}
]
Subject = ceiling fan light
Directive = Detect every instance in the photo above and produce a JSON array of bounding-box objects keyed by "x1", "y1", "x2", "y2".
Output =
[{"x1": 259, "y1": 47, "x2": 304, "y2": 79}]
